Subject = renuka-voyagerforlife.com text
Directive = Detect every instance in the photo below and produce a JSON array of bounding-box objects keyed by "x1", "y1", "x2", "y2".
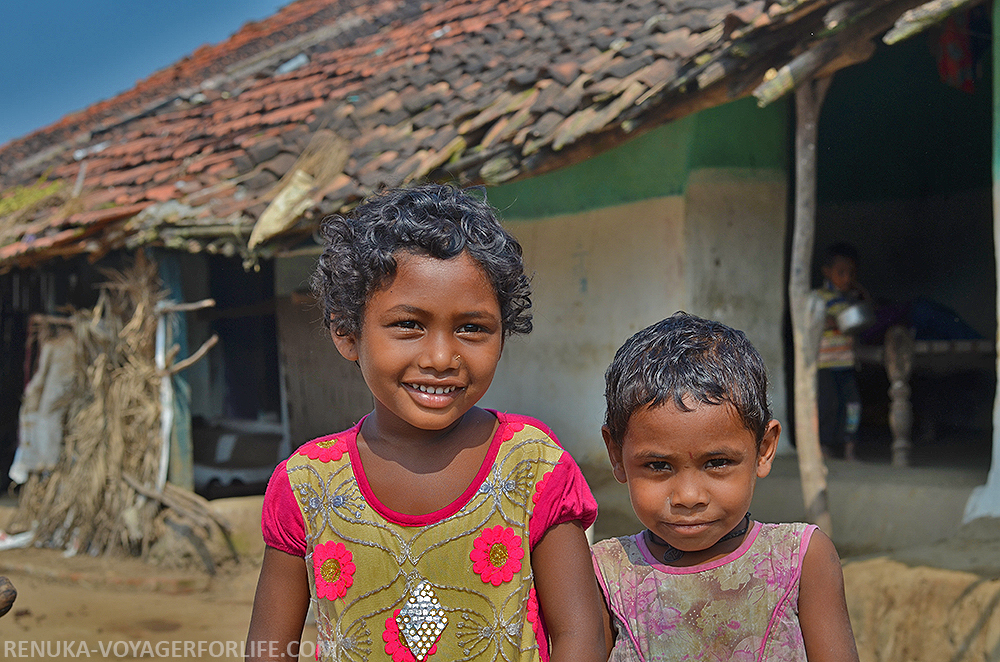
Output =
[{"x1": 4, "y1": 640, "x2": 325, "y2": 658}]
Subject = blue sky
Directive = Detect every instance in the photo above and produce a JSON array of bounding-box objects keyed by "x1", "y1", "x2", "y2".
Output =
[{"x1": 2, "y1": 0, "x2": 286, "y2": 146}]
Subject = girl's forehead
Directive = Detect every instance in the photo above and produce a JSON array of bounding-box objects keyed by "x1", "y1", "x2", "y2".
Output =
[
  {"x1": 624, "y1": 400, "x2": 756, "y2": 450},
  {"x1": 385, "y1": 250, "x2": 492, "y2": 287},
  {"x1": 368, "y1": 250, "x2": 498, "y2": 304}
]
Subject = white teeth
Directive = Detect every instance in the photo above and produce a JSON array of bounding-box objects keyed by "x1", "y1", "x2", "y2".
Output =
[{"x1": 412, "y1": 384, "x2": 456, "y2": 394}]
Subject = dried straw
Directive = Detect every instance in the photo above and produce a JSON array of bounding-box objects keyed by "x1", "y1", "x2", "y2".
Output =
[{"x1": 11, "y1": 251, "x2": 166, "y2": 557}]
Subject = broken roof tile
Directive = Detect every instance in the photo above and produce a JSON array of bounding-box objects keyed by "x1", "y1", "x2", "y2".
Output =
[
  {"x1": 319, "y1": 172, "x2": 362, "y2": 204},
  {"x1": 546, "y1": 62, "x2": 582, "y2": 86},
  {"x1": 262, "y1": 152, "x2": 300, "y2": 178},
  {"x1": 144, "y1": 184, "x2": 180, "y2": 203},
  {"x1": 187, "y1": 151, "x2": 242, "y2": 175},
  {"x1": 245, "y1": 137, "x2": 284, "y2": 165}
]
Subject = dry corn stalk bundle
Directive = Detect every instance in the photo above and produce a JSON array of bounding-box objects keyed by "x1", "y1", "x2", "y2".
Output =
[{"x1": 11, "y1": 251, "x2": 167, "y2": 557}]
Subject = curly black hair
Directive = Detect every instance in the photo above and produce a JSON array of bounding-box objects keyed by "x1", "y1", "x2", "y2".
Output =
[
  {"x1": 310, "y1": 183, "x2": 532, "y2": 338},
  {"x1": 604, "y1": 312, "x2": 772, "y2": 447}
]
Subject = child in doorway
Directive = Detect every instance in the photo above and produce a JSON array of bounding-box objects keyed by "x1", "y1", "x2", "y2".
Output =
[
  {"x1": 817, "y1": 242, "x2": 870, "y2": 461},
  {"x1": 592, "y1": 313, "x2": 859, "y2": 662},
  {"x1": 246, "y1": 184, "x2": 605, "y2": 662}
]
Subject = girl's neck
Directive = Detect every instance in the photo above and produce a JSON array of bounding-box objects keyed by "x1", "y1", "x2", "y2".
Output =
[
  {"x1": 355, "y1": 408, "x2": 499, "y2": 517},
  {"x1": 361, "y1": 407, "x2": 495, "y2": 466}
]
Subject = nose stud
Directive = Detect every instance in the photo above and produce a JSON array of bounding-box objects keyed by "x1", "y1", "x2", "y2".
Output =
[{"x1": 453, "y1": 354, "x2": 462, "y2": 365}]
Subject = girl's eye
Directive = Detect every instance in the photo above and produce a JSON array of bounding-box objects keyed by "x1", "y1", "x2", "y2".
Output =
[
  {"x1": 458, "y1": 323, "x2": 486, "y2": 333},
  {"x1": 393, "y1": 320, "x2": 420, "y2": 329}
]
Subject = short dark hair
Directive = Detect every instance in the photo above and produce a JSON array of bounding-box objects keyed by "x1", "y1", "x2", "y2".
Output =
[
  {"x1": 310, "y1": 183, "x2": 532, "y2": 338},
  {"x1": 822, "y1": 241, "x2": 859, "y2": 268},
  {"x1": 604, "y1": 312, "x2": 771, "y2": 446}
]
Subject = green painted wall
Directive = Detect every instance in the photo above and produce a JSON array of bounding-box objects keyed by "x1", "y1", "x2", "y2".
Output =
[
  {"x1": 689, "y1": 96, "x2": 789, "y2": 171},
  {"x1": 818, "y1": 23, "x2": 992, "y2": 201},
  {"x1": 490, "y1": 97, "x2": 788, "y2": 219}
]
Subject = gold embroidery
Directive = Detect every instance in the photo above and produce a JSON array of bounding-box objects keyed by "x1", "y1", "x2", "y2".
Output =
[
  {"x1": 321, "y1": 558, "x2": 341, "y2": 583},
  {"x1": 489, "y1": 543, "x2": 508, "y2": 568}
]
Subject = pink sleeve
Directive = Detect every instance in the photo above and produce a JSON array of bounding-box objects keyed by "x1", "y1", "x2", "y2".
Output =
[
  {"x1": 528, "y1": 449, "x2": 598, "y2": 550},
  {"x1": 261, "y1": 459, "x2": 307, "y2": 557}
]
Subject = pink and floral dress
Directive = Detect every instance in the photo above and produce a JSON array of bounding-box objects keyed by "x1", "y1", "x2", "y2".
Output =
[
  {"x1": 591, "y1": 522, "x2": 816, "y2": 662},
  {"x1": 262, "y1": 412, "x2": 597, "y2": 662}
]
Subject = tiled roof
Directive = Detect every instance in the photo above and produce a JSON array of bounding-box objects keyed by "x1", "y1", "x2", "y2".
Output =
[{"x1": 0, "y1": 0, "x2": 964, "y2": 270}]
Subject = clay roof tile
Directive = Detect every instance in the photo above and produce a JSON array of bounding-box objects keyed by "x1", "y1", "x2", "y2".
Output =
[{"x1": 0, "y1": 0, "x2": 924, "y2": 265}]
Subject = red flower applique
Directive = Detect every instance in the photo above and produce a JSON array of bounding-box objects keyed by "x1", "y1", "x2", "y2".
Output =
[
  {"x1": 383, "y1": 609, "x2": 438, "y2": 662},
  {"x1": 501, "y1": 421, "x2": 526, "y2": 441},
  {"x1": 300, "y1": 436, "x2": 349, "y2": 463},
  {"x1": 470, "y1": 525, "x2": 524, "y2": 586},
  {"x1": 532, "y1": 470, "x2": 553, "y2": 505},
  {"x1": 313, "y1": 541, "x2": 355, "y2": 600},
  {"x1": 526, "y1": 587, "x2": 539, "y2": 625},
  {"x1": 525, "y1": 587, "x2": 548, "y2": 660}
]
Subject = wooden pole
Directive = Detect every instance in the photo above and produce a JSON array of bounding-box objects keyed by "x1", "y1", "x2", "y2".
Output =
[
  {"x1": 964, "y1": 0, "x2": 1000, "y2": 521},
  {"x1": 790, "y1": 78, "x2": 834, "y2": 535}
]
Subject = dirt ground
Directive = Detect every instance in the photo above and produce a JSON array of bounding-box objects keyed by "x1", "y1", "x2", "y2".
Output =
[
  {"x1": 0, "y1": 549, "x2": 288, "y2": 662},
  {"x1": 1, "y1": 495, "x2": 999, "y2": 662}
]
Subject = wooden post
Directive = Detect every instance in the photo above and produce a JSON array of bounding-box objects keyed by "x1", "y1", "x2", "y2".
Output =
[
  {"x1": 963, "y1": 0, "x2": 1000, "y2": 521},
  {"x1": 790, "y1": 78, "x2": 834, "y2": 535},
  {"x1": 884, "y1": 325, "x2": 914, "y2": 466},
  {"x1": 154, "y1": 297, "x2": 216, "y2": 491}
]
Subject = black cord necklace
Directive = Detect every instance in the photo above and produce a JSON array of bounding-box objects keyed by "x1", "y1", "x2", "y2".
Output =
[{"x1": 646, "y1": 512, "x2": 752, "y2": 563}]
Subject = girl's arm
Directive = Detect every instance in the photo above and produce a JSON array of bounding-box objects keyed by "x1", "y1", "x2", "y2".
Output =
[
  {"x1": 246, "y1": 546, "x2": 311, "y2": 661},
  {"x1": 798, "y1": 530, "x2": 860, "y2": 662},
  {"x1": 532, "y1": 520, "x2": 607, "y2": 662},
  {"x1": 598, "y1": 582, "x2": 616, "y2": 659}
]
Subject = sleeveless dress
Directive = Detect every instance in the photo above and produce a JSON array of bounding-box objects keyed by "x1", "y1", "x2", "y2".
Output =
[
  {"x1": 591, "y1": 522, "x2": 816, "y2": 662},
  {"x1": 262, "y1": 411, "x2": 597, "y2": 662}
]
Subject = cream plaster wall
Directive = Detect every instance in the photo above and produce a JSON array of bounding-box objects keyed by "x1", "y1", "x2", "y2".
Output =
[
  {"x1": 484, "y1": 169, "x2": 790, "y2": 463},
  {"x1": 274, "y1": 170, "x2": 790, "y2": 464},
  {"x1": 683, "y1": 168, "x2": 791, "y2": 451},
  {"x1": 482, "y1": 196, "x2": 687, "y2": 465}
]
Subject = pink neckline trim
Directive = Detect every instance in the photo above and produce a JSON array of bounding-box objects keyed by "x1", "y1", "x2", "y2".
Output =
[
  {"x1": 347, "y1": 409, "x2": 506, "y2": 527},
  {"x1": 636, "y1": 520, "x2": 763, "y2": 574}
]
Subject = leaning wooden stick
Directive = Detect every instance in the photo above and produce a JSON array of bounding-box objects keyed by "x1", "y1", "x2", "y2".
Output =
[{"x1": 0, "y1": 576, "x2": 16, "y2": 617}]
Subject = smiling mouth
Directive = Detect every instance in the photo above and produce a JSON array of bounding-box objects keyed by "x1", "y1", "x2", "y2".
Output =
[{"x1": 407, "y1": 384, "x2": 459, "y2": 395}]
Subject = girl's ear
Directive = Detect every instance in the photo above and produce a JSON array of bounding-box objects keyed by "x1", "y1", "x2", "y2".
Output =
[
  {"x1": 331, "y1": 327, "x2": 359, "y2": 361},
  {"x1": 756, "y1": 419, "x2": 781, "y2": 478},
  {"x1": 602, "y1": 426, "x2": 628, "y2": 484}
]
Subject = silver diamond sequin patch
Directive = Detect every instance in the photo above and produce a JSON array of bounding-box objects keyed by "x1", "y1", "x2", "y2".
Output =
[{"x1": 396, "y1": 581, "x2": 447, "y2": 661}]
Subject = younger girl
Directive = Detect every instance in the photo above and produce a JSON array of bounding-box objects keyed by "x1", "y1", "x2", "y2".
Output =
[
  {"x1": 594, "y1": 313, "x2": 860, "y2": 662},
  {"x1": 246, "y1": 184, "x2": 605, "y2": 662}
]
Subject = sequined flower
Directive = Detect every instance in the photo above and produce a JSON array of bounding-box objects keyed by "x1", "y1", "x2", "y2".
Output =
[
  {"x1": 313, "y1": 541, "x2": 355, "y2": 600},
  {"x1": 532, "y1": 470, "x2": 553, "y2": 504},
  {"x1": 470, "y1": 525, "x2": 524, "y2": 586},
  {"x1": 383, "y1": 609, "x2": 437, "y2": 662},
  {"x1": 300, "y1": 436, "x2": 349, "y2": 463}
]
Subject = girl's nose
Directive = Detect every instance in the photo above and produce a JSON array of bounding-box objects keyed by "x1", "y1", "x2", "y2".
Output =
[
  {"x1": 419, "y1": 333, "x2": 459, "y2": 372},
  {"x1": 667, "y1": 475, "x2": 708, "y2": 510}
]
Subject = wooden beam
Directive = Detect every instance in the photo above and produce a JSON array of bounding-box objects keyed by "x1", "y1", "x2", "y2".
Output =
[
  {"x1": 884, "y1": 0, "x2": 982, "y2": 44},
  {"x1": 754, "y1": 0, "x2": 933, "y2": 107},
  {"x1": 823, "y1": 1, "x2": 872, "y2": 30}
]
